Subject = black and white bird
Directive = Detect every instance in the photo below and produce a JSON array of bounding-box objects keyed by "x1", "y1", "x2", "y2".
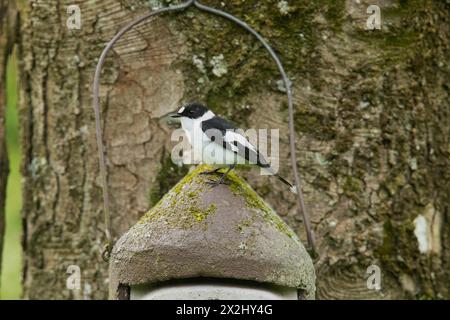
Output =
[{"x1": 171, "y1": 102, "x2": 297, "y2": 194}]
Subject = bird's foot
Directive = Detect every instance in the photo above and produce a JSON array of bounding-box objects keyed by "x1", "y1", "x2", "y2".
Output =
[
  {"x1": 205, "y1": 177, "x2": 231, "y2": 187},
  {"x1": 200, "y1": 168, "x2": 223, "y2": 176}
]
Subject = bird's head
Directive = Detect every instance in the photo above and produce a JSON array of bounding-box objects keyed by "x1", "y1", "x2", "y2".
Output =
[{"x1": 171, "y1": 102, "x2": 209, "y2": 120}]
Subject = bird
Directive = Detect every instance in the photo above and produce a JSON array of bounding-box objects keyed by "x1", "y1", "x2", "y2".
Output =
[{"x1": 171, "y1": 102, "x2": 298, "y2": 194}]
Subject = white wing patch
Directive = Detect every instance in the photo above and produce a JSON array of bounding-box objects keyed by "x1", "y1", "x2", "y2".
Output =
[
  {"x1": 224, "y1": 131, "x2": 257, "y2": 152},
  {"x1": 229, "y1": 144, "x2": 239, "y2": 152},
  {"x1": 199, "y1": 110, "x2": 215, "y2": 121}
]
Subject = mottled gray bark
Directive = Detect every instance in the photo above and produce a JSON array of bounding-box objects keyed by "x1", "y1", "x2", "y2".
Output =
[
  {"x1": 20, "y1": 0, "x2": 449, "y2": 299},
  {"x1": 20, "y1": 0, "x2": 186, "y2": 300},
  {"x1": 0, "y1": 0, "x2": 17, "y2": 292}
]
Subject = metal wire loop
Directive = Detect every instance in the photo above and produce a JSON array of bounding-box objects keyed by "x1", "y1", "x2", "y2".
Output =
[{"x1": 93, "y1": 0, "x2": 316, "y2": 258}]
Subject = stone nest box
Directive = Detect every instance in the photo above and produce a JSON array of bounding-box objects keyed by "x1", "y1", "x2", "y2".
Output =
[{"x1": 109, "y1": 165, "x2": 315, "y2": 300}]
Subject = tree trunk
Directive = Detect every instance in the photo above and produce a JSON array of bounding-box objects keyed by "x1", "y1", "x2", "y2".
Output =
[
  {"x1": 19, "y1": 0, "x2": 449, "y2": 299},
  {"x1": 0, "y1": 0, "x2": 17, "y2": 292}
]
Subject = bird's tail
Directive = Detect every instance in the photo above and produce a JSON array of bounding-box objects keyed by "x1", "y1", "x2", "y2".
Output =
[
  {"x1": 275, "y1": 174, "x2": 298, "y2": 194},
  {"x1": 260, "y1": 166, "x2": 298, "y2": 194}
]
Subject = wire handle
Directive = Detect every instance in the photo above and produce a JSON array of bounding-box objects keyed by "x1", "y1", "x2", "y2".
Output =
[{"x1": 93, "y1": 0, "x2": 316, "y2": 259}]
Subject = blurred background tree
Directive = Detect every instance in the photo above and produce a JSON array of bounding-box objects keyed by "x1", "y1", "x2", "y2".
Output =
[
  {"x1": 0, "y1": 52, "x2": 21, "y2": 300},
  {"x1": 0, "y1": 0, "x2": 21, "y2": 300},
  {"x1": 0, "y1": 0, "x2": 449, "y2": 299}
]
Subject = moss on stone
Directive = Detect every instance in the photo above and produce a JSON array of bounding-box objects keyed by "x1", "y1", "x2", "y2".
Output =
[
  {"x1": 226, "y1": 170, "x2": 296, "y2": 239},
  {"x1": 188, "y1": 202, "x2": 217, "y2": 222},
  {"x1": 172, "y1": 164, "x2": 211, "y2": 195},
  {"x1": 141, "y1": 164, "x2": 217, "y2": 229},
  {"x1": 144, "y1": 164, "x2": 297, "y2": 239},
  {"x1": 227, "y1": 171, "x2": 271, "y2": 212}
]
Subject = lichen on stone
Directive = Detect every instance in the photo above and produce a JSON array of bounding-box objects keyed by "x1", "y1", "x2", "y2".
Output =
[
  {"x1": 140, "y1": 165, "x2": 217, "y2": 229},
  {"x1": 226, "y1": 170, "x2": 297, "y2": 239},
  {"x1": 143, "y1": 164, "x2": 297, "y2": 239}
]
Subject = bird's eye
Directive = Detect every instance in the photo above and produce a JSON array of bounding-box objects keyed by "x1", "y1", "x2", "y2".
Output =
[{"x1": 189, "y1": 110, "x2": 194, "y2": 114}]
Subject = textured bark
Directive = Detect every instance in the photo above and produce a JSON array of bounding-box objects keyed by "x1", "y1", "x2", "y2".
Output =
[
  {"x1": 19, "y1": 0, "x2": 449, "y2": 299},
  {"x1": 20, "y1": 0, "x2": 186, "y2": 300},
  {"x1": 0, "y1": 0, "x2": 17, "y2": 291}
]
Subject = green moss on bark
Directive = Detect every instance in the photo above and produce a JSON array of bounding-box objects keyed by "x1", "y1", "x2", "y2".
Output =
[
  {"x1": 149, "y1": 152, "x2": 189, "y2": 208},
  {"x1": 173, "y1": 0, "x2": 346, "y2": 125}
]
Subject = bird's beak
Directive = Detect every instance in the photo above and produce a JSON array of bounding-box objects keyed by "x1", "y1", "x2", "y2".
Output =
[{"x1": 171, "y1": 113, "x2": 182, "y2": 118}]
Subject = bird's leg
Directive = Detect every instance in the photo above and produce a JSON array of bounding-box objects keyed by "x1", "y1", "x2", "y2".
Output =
[
  {"x1": 206, "y1": 165, "x2": 235, "y2": 186},
  {"x1": 200, "y1": 167, "x2": 223, "y2": 175}
]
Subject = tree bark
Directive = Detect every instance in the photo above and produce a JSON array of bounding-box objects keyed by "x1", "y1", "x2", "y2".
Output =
[
  {"x1": 19, "y1": 0, "x2": 449, "y2": 299},
  {"x1": 0, "y1": 0, "x2": 17, "y2": 292}
]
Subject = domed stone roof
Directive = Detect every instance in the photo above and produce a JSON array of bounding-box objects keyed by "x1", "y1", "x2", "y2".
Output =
[{"x1": 109, "y1": 165, "x2": 315, "y2": 299}]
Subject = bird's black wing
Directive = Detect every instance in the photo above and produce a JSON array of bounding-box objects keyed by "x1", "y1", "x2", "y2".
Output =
[
  {"x1": 201, "y1": 115, "x2": 236, "y2": 133},
  {"x1": 201, "y1": 116, "x2": 270, "y2": 168}
]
